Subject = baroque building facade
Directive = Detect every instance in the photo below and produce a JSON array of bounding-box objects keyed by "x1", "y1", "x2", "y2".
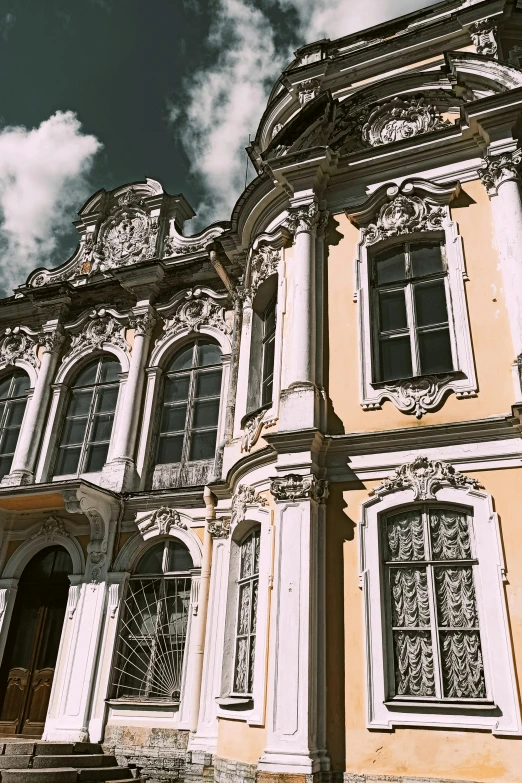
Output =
[{"x1": 0, "y1": 1, "x2": 522, "y2": 781}]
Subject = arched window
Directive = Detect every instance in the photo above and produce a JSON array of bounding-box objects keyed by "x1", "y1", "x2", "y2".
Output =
[
  {"x1": 0, "y1": 370, "x2": 30, "y2": 481},
  {"x1": 54, "y1": 355, "x2": 121, "y2": 477},
  {"x1": 233, "y1": 528, "x2": 261, "y2": 695},
  {"x1": 112, "y1": 539, "x2": 193, "y2": 703},
  {"x1": 371, "y1": 240, "x2": 454, "y2": 382},
  {"x1": 157, "y1": 339, "x2": 222, "y2": 467}
]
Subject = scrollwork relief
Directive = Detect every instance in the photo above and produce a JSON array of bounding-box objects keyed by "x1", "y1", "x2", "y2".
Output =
[
  {"x1": 31, "y1": 515, "x2": 70, "y2": 542},
  {"x1": 0, "y1": 327, "x2": 39, "y2": 370},
  {"x1": 248, "y1": 246, "x2": 280, "y2": 297},
  {"x1": 159, "y1": 288, "x2": 231, "y2": 344},
  {"x1": 208, "y1": 517, "x2": 231, "y2": 539},
  {"x1": 363, "y1": 375, "x2": 455, "y2": 419},
  {"x1": 270, "y1": 474, "x2": 328, "y2": 504},
  {"x1": 231, "y1": 484, "x2": 268, "y2": 527},
  {"x1": 372, "y1": 456, "x2": 482, "y2": 500},
  {"x1": 364, "y1": 194, "x2": 446, "y2": 244},
  {"x1": 64, "y1": 309, "x2": 129, "y2": 362},
  {"x1": 138, "y1": 506, "x2": 187, "y2": 537},
  {"x1": 361, "y1": 96, "x2": 450, "y2": 147}
]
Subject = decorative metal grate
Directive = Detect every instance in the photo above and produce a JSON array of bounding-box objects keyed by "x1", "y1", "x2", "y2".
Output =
[{"x1": 112, "y1": 575, "x2": 191, "y2": 702}]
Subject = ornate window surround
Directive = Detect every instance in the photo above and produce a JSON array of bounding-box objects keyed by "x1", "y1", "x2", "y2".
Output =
[
  {"x1": 216, "y1": 488, "x2": 272, "y2": 726},
  {"x1": 349, "y1": 180, "x2": 477, "y2": 418},
  {"x1": 107, "y1": 514, "x2": 203, "y2": 729},
  {"x1": 359, "y1": 457, "x2": 521, "y2": 734},
  {"x1": 234, "y1": 228, "x2": 288, "y2": 451},
  {"x1": 35, "y1": 310, "x2": 131, "y2": 484},
  {"x1": 134, "y1": 287, "x2": 232, "y2": 490}
]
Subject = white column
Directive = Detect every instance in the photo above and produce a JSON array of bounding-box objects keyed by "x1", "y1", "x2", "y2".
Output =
[
  {"x1": 101, "y1": 309, "x2": 155, "y2": 491},
  {"x1": 479, "y1": 149, "x2": 522, "y2": 357},
  {"x1": 3, "y1": 327, "x2": 64, "y2": 486},
  {"x1": 259, "y1": 474, "x2": 329, "y2": 776}
]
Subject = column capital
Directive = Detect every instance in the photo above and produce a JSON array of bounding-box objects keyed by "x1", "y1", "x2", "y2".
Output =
[
  {"x1": 128, "y1": 308, "x2": 157, "y2": 337},
  {"x1": 270, "y1": 473, "x2": 328, "y2": 504},
  {"x1": 285, "y1": 201, "x2": 320, "y2": 237},
  {"x1": 479, "y1": 148, "x2": 522, "y2": 195},
  {"x1": 37, "y1": 325, "x2": 66, "y2": 356}
]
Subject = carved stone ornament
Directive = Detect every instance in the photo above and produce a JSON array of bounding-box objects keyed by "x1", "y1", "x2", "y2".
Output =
[
  {"x1": 270, "y1": 474, "x2": 329, "y2": 504},
  {"x1": 89, "y1": 191, "x2": 159, "y2": 274},
  {"x1": 138, "y1": 506, "x2": 187, "y2": 537},
  {"x1": 163, "y1": 236, "x2": 206, "y2": 257},
  {"x1": 0, "y1": 327, "x2": 39, "y2": 370},
  {"x1": 361, "y1": 96, "x2": 450, "y2": 147},
  {"x1": 372, "y1": 456, "x2": 483, "y2": 500},
  {"x1": 31, "y1": 516, "x2": 70, "y2": 542},
  {"x1": 370, "y1": 375, "x2": 455, "y2": 419},
  {"x1": 479, "y1": 149, "x2": 522, "y2": 196},
  {"x1": 160, "y1": 289, "x2": 231, "y2": 342},
  {"x1": 128, "y1": 312, "x2": 157, "y2": 337},
  {"x1": 208, "y1": 517, "x2": 231, "y2": 539},
  {"x1": 297, "y1": 78, "x2": 321, "y2": 106},
  {"x1": 469, "y1": 19, "x2": 498, "y2": 58},
  {"x1": 37, "y1": 329, "x2": 66, "y2": 355},
  {"x1": 364, "y1": 194, "x2": 446, "y2": 245},
  {"x1": 285, "y1": 202, "x2": 320, "y2": 236},
  {"x1": 231, "y1": 484, "x2": 268, "y2": 527},
  {"x1": 65, "y1": 309, "x2": 128, "y2": 361},
  {"x1": 248, "y1": 246, "x2": 280, "y2": 298}
]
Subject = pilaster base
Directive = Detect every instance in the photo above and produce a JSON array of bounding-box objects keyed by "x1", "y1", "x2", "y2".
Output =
[
  {"x1": 100, "y1": 457, "x2": 137, "y2": 492},
  {"x1": 279, "y1": 382, "x2": 320, "y2": 431},
  {"x1": 1, "y1": 469, "x2": 34, "y2": 486}
]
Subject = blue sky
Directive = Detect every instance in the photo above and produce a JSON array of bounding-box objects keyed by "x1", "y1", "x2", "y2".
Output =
[{"x1": 0, "y1": 0, "x2": 439, "y2": 294}]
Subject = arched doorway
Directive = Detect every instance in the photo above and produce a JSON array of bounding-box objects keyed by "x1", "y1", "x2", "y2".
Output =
[{"x1": 0, "y1": 546, "x2": 73, "y2": 736}]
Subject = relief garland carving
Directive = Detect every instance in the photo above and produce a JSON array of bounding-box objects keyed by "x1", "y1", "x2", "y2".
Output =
[
  {"x1": 364, "y1": 194, "x2": 447, "y2": 245},
  {"x1": 372, "y1": 456, "x2": 482, "y2": 500},
  {"x1": 478, "y1": 149, "x2": 522, "y2": 196},
  {"x1": 270, "y1": 474, "x2": 328, "y2": 504}
]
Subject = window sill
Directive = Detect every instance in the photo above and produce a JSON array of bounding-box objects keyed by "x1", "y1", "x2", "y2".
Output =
[
  {"x1": 385, "y1": 699, "x2": 497, "y2": 711},
  {"x1": 371, "y1": 370, "x2": 463, "y2": 389},
  {"x1": 216, "y1": 695, "x2": 253, "y2": 710},
  {"x1": 106, "y1": 699, "x2": 179, "y2": 709}
]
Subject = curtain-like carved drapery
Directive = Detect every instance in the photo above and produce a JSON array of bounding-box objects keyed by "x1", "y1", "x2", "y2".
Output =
[
  {"x1": 233, "y1": 528, "x2": 260, "y2": 695},
  {"x1": 385, "y1": 506, "x2": 486, "y2": 700}
]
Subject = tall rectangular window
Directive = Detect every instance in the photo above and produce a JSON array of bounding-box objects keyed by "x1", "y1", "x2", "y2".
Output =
[
  {"x1": 384, "y1": 505, "x2": 486, "y2": 701},
  {"x1": 372, "y1": 242, "x2": 454, "y2": 382},
  {"x1": 261, "y1": 297, "x2": 276, "y2": 406},
  {"x1": 233, "y1": 529, "x2": 260, "y2": 695}
]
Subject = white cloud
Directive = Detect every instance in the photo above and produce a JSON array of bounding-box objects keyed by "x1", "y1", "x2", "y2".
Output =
[
  {"x1": 173, "y1": 0, "x2": 440, "y2": 228},
  {"x1": 0, "y1": 111, "x2": 101, "y2": 293},
  {"x1": 0, "y1": 12, "x2": 16, "y2": 40}
]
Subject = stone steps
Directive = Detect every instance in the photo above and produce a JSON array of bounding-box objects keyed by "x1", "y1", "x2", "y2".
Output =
[{"x1": 0, "y1": 740, "x2": 140, "y2": 782}]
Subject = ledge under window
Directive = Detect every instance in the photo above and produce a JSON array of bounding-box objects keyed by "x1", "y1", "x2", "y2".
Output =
[
  {"x1": 216, "y1": 694, "x2": 253, "y2": 710},
  {"x1": 106, "y1": 698, "x2": 179, "y2": 709},
  {"x1": 385, "y1": 698, "x2": 498, "y2": 712}
]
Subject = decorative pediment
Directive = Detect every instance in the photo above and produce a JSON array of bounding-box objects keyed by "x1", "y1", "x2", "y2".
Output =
[
  {"x1": 372, "y1": 456, "x2": 482, "y2": 500},
  {"x1": 162, "y1": 222, "x2": 225, "y2": 258},
  {"x1": 137, "y1": 506, "x2": 187, "y2": 538},
  {"x1": 156, "y1": 287, "x2": 231, "y2": 348},
  {"x1": 63, "y1": 307, "x2": 129, "y2": 362},
  {"x1": 360, "y1": 96, "x2": 450, "y2": 147},
  {"x1": 31, "y1": 516, "x2": 70, "y2": 542},
  {"x1": 230, "y1": 484, "x2": 267, "y2": 528},
  {"x1": 0, "y1": 327, "x2": 39, "y2": 370}
]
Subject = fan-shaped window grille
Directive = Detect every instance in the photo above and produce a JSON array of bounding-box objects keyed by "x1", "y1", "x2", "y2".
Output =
[
  {"x1": 112, "y1": 540, "x2": 193, "y2": 703},
  {"x1": 156, "y1": 339, "x2": 222, "y2": 467},
  {"x1": 383, "y1": 505, "x2": 487, "y2": 701},
  {"x1": 0, "y1": 370, "x2": 30, "y2": 481},
  {"x1": 54, "y1": 355, "x2": 121, "y2": 477},
  {"x1": 233, "y1": 528, "x2": 260, "y2": 695}
]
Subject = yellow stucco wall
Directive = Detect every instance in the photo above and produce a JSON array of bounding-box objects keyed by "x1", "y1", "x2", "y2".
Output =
[
  {"x1": 217, "y1": 717, "x2": 267, "y2": 764},
  {"x1": 326, "y1": 179, "x2": 515, "y2": 433},
  {"x1": 325, "y1": 468, "x2": 522, "y2": 781}
]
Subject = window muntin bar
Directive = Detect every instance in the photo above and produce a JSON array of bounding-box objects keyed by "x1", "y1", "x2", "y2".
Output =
[{"x1": 0, "y1": 370, "x2": 30, "y2": 480}]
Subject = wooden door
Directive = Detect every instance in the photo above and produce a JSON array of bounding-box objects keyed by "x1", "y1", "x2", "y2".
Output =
[{"x1": 0, "y1": 546, "x2": 72, "y2": 737}]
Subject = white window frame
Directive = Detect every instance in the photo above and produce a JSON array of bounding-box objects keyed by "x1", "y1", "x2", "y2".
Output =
[
  {"x1": 359, "y1": 483, "x2": 521, "y2": 734},
  {"x1": 353, "y1": 191, "x2": 477, "y2": 417},
  {"x1": 216, "y1": 504, "x2": 272, "y2": 726}
]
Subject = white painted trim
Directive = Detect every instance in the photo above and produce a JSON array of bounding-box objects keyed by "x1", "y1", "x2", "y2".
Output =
[
  {"x1": 113, "y1": 522, "x2": 203, "y2": 572},
  {"x1": 359, "y1": 484, "x2": 521, "y2": 734},
  {"x1": 1, "y1": 533, "x2": 85, "y2": 578}
]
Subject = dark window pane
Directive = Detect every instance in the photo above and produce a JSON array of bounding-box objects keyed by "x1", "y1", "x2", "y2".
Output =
[
  {"x1": 62, "y1": 417, "x2": 88, "y2": 446},
  {"x1": 84, "y1": 442, "x2": 109, "y2": 473},
  {"x1": 195, "y1": 369, "x2": 222, "y2": 398},
  {"x1": 0, "y1": 402, "x2": 5, "y2": 422},
  {"x1": 99, "y1": 357, "x2": 121, "y2": 383},
  {"x1": 10, "y1": 602, "x2": 40, "y2": 668},
  {"x1": 197, "y1": 342, "x2": 221, "y2": 367},
  {"x1": 136, "y1": 543, "x2": 165, "y2": 574},
  {"x1": 375, "y1": 247, "x2": 406, "y2": 285},
  {"x1": 12, "y1": 373, "x2": 30, "y2": 397},
  {"x1": 411, "y1": 243, "x2": 444, "y2": 278},
  {"x1": 189, "y1": 429, "x2": 217, "y2": 460},
  {"x1": 1, "y1": 427, "x2": 21, "y2": 455},
  {"x1": 0, "y1": 377, "x2": 11, "y2": 400},
  {"x1": 52, "y1": 549, "x2": 73, "y2": 577},
  {"x1": 167, "y1": 541, "x2": 193, "y2": 572},
  {"x1": 0, "y1": 455, "x2": 13, "y2": 479},
  {"x1": 263, "y1": 299, "x2": 276, "y2": 337},
  {"x1": 55, "y1": 447, "x2": 81, "y2": 476},
  {"x1": 91, "y1": 414, "x2": 115, "y2": 443},
  {"x1": 157, "y1": 434, "x2": 184, "y2": 464},
  {"x1": 169, "y1": 344, "x2": 195, "y2": 372},
  {"x1": 68, "y1": 389, "x2": 94, "y2": 417},
  {"x1": 74, "y1": 361, "x2": 98, "y2": 387},
  {"x1": 161, "y1": 404, "x2": 187, "y2": 433},
  {"x1": 379, "y1": 290, "x2": 408, "y2": 332},
  {"x1": 419, "y1": 329, "x2": 453, "y2": 375},
  {"x1": 262, "y1": 378, "x2": 273, "y2": 406},
  {"x1": 97, "y1": 386, "x2": 119, "y2": 413},
  {"x1": 380, "y1": 336, "x2": 413, "y2": 381},
  {"x1": 193, "y1": 399, "x2": 220, "y2": 429},
  {"x1": 164, "y1": 375, "x2": 190, "y2": 403},
  {"x1": 5, "y1": 399, "x2": 27, "y2": 428},
  {"x1": 262, "y1": 335, "x2": 275, "y2": 382},
  {"x1": 37, "y1": 602, "x2": 67, "y2": 669},
  {"x1": 415, "y1": 281, "x2": 448, "y2": 327}
]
